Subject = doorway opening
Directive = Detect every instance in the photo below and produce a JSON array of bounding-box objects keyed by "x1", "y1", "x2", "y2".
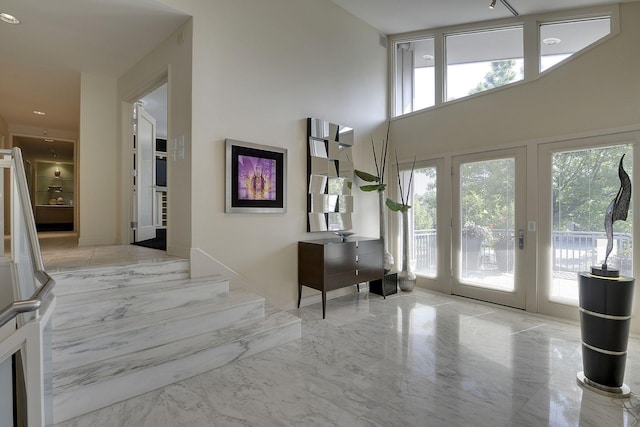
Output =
[
  {"x1": 131, "y1": 82, "x2": 168, "y2": 251},
  {"x1": 12, "y1": 136, "x2": 77, "y2": 233}
]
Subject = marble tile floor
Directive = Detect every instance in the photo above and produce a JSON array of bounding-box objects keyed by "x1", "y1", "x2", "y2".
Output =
[
  {"x1": 33, "y1": 231, "x2": 179, "y2": 272},
  {"x1": 55, "y1": 287, "x2": 640, "y2": 426}
]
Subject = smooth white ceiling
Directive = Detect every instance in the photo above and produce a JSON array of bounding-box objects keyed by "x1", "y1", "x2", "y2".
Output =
[
  {"x1": 0, "y1": 0, "x2": 189, "y2": 133},
  {"x1": 331, "y1": 0, "x2": 631, "y2": 35},
  {"x1": 0, "y1": 0, "x2": 634, "y2": 136}
]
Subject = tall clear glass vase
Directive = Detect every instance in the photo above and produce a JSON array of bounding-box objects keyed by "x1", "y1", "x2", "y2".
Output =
[
  {"x1": 398, "y1": 209, "x2": 416, "y2": 291},
  {"x1": 378, "y1": 190, "x2": 394, "y2": 272}
]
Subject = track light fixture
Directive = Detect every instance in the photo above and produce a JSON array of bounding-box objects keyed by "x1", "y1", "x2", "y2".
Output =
[
  {"x1": 501, "y1": 0, "x2": 519, "y2": 16},
  {"x1": 489, "y1": 0, "x2": 519, "y2": 16}
]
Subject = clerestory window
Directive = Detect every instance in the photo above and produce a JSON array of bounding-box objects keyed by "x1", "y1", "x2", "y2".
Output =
[
  {"x1": 540, "y1": 17, "x2": 611, "y2": 72},
  {"x1": 394, "y1": 38, "x2": 435, "y2": 116},
  {"x1": 391, "y1": 9, "x2": 616, "y2": 117},
  {"x1": 445, "y1": 26, "x2": 523, "y2": 102}
]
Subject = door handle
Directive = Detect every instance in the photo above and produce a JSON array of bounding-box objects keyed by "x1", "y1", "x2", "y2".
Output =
[{"x1": 518, "y1": 229, "x2": 525, "y2": 250}]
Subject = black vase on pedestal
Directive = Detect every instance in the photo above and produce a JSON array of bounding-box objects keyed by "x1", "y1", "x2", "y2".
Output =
[
  {"x1": 577, "y1": 268, "x2": 634, "y2": 398},
  {"x1": 577, "y1": 155, "x2": 634, "y2": 398}
]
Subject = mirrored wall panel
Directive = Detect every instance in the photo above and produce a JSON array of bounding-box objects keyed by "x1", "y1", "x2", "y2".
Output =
[{"x1": 307, "y1": 118, "x2": 354, "y2": 232}]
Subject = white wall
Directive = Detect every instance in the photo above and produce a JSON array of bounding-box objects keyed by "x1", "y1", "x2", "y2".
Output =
[
  {"x1": 155, "y1": 0, "x2": 388, "y2": 309},
  {"x1": 78, "y1": 74, "x2": 118, "y2": 245},
  {"x1": 390, "y1": 2, "x2": 640, "y2": 332},
  {"x1": 0, "y1": 116, "x2": 8, "y2": 147},
  {"x1": 1, "y1": 116, "x2": 9, "y2": 236}
]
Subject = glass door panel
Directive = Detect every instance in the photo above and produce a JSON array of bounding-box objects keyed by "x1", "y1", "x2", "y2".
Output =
[
  {"x1": 452, "y1": 148, "x2": 526, "y2": 309},
  {"x1": 550, "y1": 145, "x2": 633, "y2": 303},
  {"x1": 460, "y1": 158, "x2": 515, "y2": 290},
  {"x1": 407, "y1": 165, "x2": 438, "y2": 277}
]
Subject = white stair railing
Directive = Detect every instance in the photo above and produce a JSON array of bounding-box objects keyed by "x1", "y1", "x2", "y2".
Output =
[{"x1": 0, "y1": 147, "x2": 56, "y2": 427}]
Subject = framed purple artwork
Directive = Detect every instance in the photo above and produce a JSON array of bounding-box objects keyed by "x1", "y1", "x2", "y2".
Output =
[{"x1": 225, "y1": 139, "x2": 287, "y2": 213}]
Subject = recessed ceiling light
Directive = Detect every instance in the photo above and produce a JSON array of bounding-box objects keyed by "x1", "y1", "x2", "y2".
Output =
[
  {"x1": 0, "y1": 13, "x2": 20, "y2": 25},
  {"x1": 33, "y1": 110, "x2": 46, "y2": 116},
  {"x1": 422, "y1": 54, "x2": 434, "y2": 61},
  {"x1": 543, "y1": 37, "x2": 562, "y2": 46}
]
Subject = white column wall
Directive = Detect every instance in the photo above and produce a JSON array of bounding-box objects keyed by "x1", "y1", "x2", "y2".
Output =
[{"x1": 78, "y1": 74, "x2": 118, "y2": 245}]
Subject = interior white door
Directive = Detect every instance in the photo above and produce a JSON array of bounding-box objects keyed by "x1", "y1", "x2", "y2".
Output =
[
  {"x1": 134, "y1": 107, "x2": 156, "y2": 242},
  {"x1": 451, "y1": 147, "x2": 527, "y2": 309}
]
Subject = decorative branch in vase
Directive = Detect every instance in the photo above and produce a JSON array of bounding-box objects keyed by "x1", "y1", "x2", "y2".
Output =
[
  {"x1": 354, "y1": 122, "x2": 394, "y2": 272},
  {"x1": 386, "y1": 152, "x2": 416, "y2": 292}
]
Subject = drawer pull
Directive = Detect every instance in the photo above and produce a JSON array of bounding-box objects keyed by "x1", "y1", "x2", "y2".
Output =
[{"x1": 355, "y1": 255, "x2": 359, "y2": 262}]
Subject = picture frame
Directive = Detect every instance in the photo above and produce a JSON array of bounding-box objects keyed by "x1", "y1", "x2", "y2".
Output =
[{"x1": 225, "y1": 139, "x2": 287, "y2": 213}]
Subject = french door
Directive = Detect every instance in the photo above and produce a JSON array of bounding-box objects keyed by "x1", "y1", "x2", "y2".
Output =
[
  {"x1": 133, "y1": 106, "x2": 157, "y2": 242},
  {"x1": 451, "y1": 147, "x2": 527, "y2": 309},
  {"x1": 537, "y1": 133, "x2": 636, "y2": 319}
]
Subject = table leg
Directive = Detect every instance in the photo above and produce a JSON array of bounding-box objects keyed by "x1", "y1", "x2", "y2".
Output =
[
  {"x1": 322, "y1": 291, "x2": 326, "y2": 319},
  {"x1": 297, "y1": 283, "x2": 302, "y2": 308},
  {"x1": 382, "y1": 276, "x2": 387, "y2": 299}
]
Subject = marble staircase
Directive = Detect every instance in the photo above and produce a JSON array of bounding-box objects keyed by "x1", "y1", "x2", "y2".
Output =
[{"x1": 50, "y1": 259, "x2": 301, "y2": 424}]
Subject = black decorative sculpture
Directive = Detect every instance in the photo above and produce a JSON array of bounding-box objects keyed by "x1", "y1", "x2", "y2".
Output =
[
  {"x1": 577, "y1": 154, "x2": 634, "y2": 398},
  {"x1": 593, "y1": 154, "x2": 632, "y2": 276}
]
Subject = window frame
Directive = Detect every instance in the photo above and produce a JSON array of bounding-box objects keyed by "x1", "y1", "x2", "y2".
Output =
[{"x1": 389, "y1": 5, "x2": 619, "y2": 118}]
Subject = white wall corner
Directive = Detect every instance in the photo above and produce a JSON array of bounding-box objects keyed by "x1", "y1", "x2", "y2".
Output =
[
  {"x1": 166, "y1": 243, "x2": 190, "y2": 259},
  {"x1": 190, "y1": 247, "x2": 249, "y2": 290}
]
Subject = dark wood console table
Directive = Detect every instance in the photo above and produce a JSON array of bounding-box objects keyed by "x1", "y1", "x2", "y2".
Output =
[{"x1": 298, "y1": 237, "x2": 384, "y2": 318}]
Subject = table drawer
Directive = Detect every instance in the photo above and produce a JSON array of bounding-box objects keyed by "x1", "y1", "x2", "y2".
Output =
[
  {"x1": 355, "y1": 239, "x2": 383, "y2": 255},
  {"x1": 356, "y1": 267, "x2": 384, "y2": 283},
  {"x1": 356, "y1": 252, "x2": 383, "y2": 271},
  {"x1": 325, "y1": 242, "x2": 357, "y2": 260},
  {"x1": 326, "y1": 271, "x2": 359, "y2": 290}
]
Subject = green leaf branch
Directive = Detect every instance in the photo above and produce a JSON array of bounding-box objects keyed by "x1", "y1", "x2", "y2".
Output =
[
  {"x1": 386, "y1": 152, "x2": 416, "y2": 213},
  {"x1": 354, "y1": 122, "x2": 390, "y2": 192}
]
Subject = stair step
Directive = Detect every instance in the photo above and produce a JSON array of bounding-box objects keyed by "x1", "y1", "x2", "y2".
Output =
[
  {"x1": 52, "y1": 290, "x2": 265, "y2": 372},
  {"x1": 53, "y1": 275, "x2": 228, "y2": 331},
  {"x1": 50, "y1": 259, "x2": 190, "y2": 296},
  {"x1": 52, "y1": 310, "x2": 301, "y2": 424}
]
